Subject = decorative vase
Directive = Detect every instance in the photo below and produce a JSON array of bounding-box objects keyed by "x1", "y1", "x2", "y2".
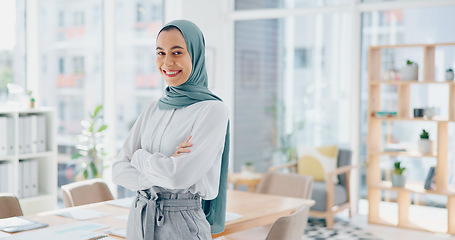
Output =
[
  {"x1": 401, "y1": 64, "x2": 418, "y2": 81},
  {"x1": 418, "y1": 139, "x2": 433, "y2": 154},
  {"x1": 446, "y1": 71, "x2": 454, "y2": 81},
  {"x1": 391, "y1": 174, "x2": 406, "y2": 187}
]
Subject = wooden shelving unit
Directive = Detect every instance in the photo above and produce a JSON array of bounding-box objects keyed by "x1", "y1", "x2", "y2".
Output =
[{"x1": 367, "y1": 43, "x2": 455, "y2": 234}]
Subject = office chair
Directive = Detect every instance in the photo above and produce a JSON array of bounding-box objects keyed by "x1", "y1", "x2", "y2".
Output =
[{"x1": 61, "y1": 178, "x2": 114, "y2": 207}]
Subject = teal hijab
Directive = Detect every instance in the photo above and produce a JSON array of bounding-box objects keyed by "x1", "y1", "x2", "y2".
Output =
[{"x1": 157, "y1": 20, "x2": 229, "y2": 234}]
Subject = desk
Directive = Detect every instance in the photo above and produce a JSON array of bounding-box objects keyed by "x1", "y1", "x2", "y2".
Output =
[
  {"x1": 17, "y1": 190, "x2": 314, "y2": 239},
  {"x1": 228, "y1": 173, "x2": 263, "y2": 192}
]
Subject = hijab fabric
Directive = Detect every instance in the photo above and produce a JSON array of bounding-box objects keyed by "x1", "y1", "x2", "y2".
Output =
[{"x1": 157, "y1": 20, "x2": 229, "y2": 234}]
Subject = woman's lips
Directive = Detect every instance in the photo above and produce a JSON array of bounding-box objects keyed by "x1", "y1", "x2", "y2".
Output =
[{"x1": 163, "y1": 70, "x2": 182, "y2": 77}]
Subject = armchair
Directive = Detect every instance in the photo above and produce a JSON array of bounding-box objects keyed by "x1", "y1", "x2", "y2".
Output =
[{"x1": 269, "y1": 148, "x2": 355, "y2": 229}]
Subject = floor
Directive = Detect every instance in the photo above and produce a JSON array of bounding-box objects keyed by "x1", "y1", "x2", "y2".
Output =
[{"x1": 345, "y1": 199, "x2": 455, "y2": 240}]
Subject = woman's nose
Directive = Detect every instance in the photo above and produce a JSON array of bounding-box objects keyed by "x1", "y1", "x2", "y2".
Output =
[{"x1": 164, "y1": 55, "x2": 174, "y2": 67}]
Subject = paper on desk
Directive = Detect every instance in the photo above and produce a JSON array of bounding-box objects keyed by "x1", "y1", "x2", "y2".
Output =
[
  {"x1": 0, "y1": 217, "x2": 48, "y2": 233},
  {"x1": 225, "y1": 212, "x2": 243, "y2": 222},
  {"x1": 0, "y1": 231, "x2": 11, "y2": 238},
  {"x1": 105, "y1": 227, "x2": 126, "y2": 238},
  {"x1": 115, "y1": 215, "x2": 128, "y2": 221},
  {"x1": 0, "y1": 222, "x2": 108, "y2": 240},
  {"x1": 56, "y1": 208, "x2": 110, "y2": 220},
  {"x1": 106, "y1": 197, "x2": 134, "y2": 208}
]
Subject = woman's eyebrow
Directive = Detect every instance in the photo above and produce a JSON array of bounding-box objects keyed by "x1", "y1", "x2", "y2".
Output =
[{"x1": 156, "y1": 46, "x2": 185, "y2": 50}]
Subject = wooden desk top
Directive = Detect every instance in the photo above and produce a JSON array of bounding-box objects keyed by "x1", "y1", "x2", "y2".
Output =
[
  {"x1": 17, "y1": 190, "x2": 314, "y2": 239},
  {"x1": 213, "y1": 190, "x2": 314, "y2": 237}
]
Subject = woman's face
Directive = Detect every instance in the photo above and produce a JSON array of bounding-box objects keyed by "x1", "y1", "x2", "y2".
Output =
[{"x1": 156, "y1": 28, "x2": 193, "y2": 87}]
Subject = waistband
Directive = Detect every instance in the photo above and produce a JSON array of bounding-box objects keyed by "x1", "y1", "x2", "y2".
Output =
[{"x1": 134, "y1": 190, "x2": 201, "y2": 240}]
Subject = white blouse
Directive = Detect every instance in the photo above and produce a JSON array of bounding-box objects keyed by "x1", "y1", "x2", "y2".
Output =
[{"x1": 112, "y1": 100, "x2": 229, "y2": 200}]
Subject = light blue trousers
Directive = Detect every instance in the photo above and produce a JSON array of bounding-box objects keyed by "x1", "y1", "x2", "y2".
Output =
[{"x1": 127, "y1": 191, "x2": 212, "y2": 240}]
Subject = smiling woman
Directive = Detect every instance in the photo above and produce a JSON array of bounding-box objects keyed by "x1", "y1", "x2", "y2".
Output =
[{"x1": 113, "y1": 20, "x2": 230, "y2": 240}]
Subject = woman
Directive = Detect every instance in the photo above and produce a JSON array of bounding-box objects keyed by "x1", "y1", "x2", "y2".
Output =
[{"x1": 112, "y1": 20, "x2": 230, "y2": 240}]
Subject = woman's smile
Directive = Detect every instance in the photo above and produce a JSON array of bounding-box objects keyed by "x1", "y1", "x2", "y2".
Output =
[{"x1": 163, "y1": 69, "x2": 182, "y2": 77}]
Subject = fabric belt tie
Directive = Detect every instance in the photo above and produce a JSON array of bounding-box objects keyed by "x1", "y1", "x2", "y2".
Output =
[{"x1": 134, "y1": 190, "x2": 201, "y2": 240}]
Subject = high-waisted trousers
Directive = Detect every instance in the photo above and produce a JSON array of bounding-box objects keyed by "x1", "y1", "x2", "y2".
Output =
[{"x1": 127, "y1": 190, "x2": 212, "y2": 240}]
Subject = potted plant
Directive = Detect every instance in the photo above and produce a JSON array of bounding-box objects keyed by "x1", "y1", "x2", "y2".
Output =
[
  {"x1": 70, "y1": 105, "x2": 109, "y2": 180},
  {"x1": 417, "y1": 129, "x2": 433, "y2": 154},
  {"x1": 400, "y1": 60, "x2": 418, "y2": 81},
  {"x1": 241, "y1": 162, "x2": 255, "y2": 174},
  {"x1": 446, "y1": 68, "x2": 454, "y2": 81},
  {"x1": 391, "y1": 161, "x2": 406, "y2": 187}
]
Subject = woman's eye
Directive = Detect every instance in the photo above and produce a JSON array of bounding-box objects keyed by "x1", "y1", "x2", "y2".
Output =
[
  {"x1": 174, "y1": 51, "x2": 182, "y2": 55},
  {"x1": 157, "y1": 52, "x2": 165, "y2": 55}
]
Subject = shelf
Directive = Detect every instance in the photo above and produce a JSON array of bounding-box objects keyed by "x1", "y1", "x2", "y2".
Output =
[
  {"x1": 369, "y1": 181, "x2": 455, "y2": 196},
  {"x1": 371, "y1": 116, "x2": 452, "y2": 122},
  {"x1": 370, "y1": 80, "x2": 455, "y2": 85},
  {"x1": 18, "y1": 151, "x2": 56, "y2": 159},
  {"x1": 369, "y1": 151, "x2": 437, "y2": 158},
  {"x1": 0, "y1": 155, "x2": 16, "y2": 161},
  {"x1": 19, "y1": 193, "x2": 55, "y2": 203},
  {"x1": 370, "y1": 43, "x2": 455, "y2": 49},
  {"x1": 369, "y1": 202, "x2": 450, "y2": 234},
  {"x1": 367, "y1": 43, "x2": 455, "y2": 235},
  {"x1": 0, "y1": 109, "x2": 57, "y2": 215},
  {"x1": 0, "y1": 106, "x2": 55, "y2": 114}
]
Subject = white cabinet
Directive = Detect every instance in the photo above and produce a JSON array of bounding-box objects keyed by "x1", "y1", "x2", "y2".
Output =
[{"x1": 0, "y1": 107, "x2": 57, "y2": 214}]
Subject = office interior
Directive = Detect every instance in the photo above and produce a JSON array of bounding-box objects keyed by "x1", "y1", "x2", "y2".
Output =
[{"x1": 1, "y1": 0, "x2": 455, "y2": 239}]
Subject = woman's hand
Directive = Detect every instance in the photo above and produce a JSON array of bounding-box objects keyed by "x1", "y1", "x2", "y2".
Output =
[{"x1": 172, "y1": 135, "x2": 193, "y2": 157}]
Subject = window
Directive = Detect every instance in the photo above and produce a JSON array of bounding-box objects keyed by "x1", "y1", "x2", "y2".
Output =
[
  {"x1": 59, "y1": 58, "x2": 65, "y2": 74},
  {"x1": 40, "y1": 0, "x2": 103, "y2": 194},
  {"x1": 116, "y1": 0, "x2": 164, "y2": 198},
  {"x1": 0, "y1": 0, "x2": 26, "y2": 106},
  {"x1": 233, "y1": 10, "x2": 352, "y2": 172}
]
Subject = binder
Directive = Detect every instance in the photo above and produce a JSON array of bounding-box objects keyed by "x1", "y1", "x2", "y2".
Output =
[
  {"x1": 37, "y1": 115, "x2": 46, "y2": 152},
  {"x1": 18, "y1": 117, "x2": 24, "y2": 154},
  {"x1": 30, "y1": 115, "x2": 38, "y2": 153},
  {"x1": 24, "y1": 116, "x2": 32, "y2": 154},
  {"x1": 4, "y1": 162, "x2": 10, "y2": 193},
  {"x1": 6, "y1": 117, "x2": 15, "y2": 155},
  {"x1": 23, "y1": 160, "x2": 32, "y2": 198},
  {"x1": 30, "y1": 159, "x2": 38, "y2": 197},
  {"x1": 0, "y1": 163, "x2": 5, "y2": 193},
  {"x1": 18, "y1": 161, "x2": 24, "y2": 198},
  {"x1": 0, "y1": 117, "x2": 7, "y2": 156}
]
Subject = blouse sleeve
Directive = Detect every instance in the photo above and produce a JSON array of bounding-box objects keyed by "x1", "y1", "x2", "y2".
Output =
[
  {"x1": 130, "y1": 102, "x2": 228, "y2": 190},
  {"x1": 112, "y1": 105, "x2": 153, "y2": 191}
]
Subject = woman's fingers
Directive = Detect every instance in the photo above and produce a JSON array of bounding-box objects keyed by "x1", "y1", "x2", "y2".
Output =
[
  {"x1": 178, "y1": 136, "x2": 193, "y2": 148},
  {"x1": 173, "y1": 135, "x2": 193, "y2": 157}
]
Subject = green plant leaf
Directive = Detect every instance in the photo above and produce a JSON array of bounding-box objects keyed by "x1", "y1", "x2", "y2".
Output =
[
  {"x1": 83, "y1": 169, "x2": 88, "y2": 179},
  {"x1": 98, "y1": 124, "x2": 108, "y2": 132},
  {"x1": 90, "y1": 162, "x2": 98, "y2": 178},
  {"x1": 71, "y1": 152, "x2": 83, "y2": 159},
  {"x1": 93, "y1": 105, "x2": 103, "y2": 118}
]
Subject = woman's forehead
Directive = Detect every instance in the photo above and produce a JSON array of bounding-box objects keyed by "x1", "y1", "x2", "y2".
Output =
[{"x1": 156, "y1": 28, "x2": 187, "y2": 48}]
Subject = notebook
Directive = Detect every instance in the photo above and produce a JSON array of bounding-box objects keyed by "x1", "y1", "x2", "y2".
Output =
[{"x1": 0, "y1": 217, "x2": 48, "y2": 233}]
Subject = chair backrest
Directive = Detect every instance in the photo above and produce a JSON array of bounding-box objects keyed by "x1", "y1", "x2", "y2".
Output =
[
  {"x1": 0, "y1": 193, "x2": 23, "y2": 218},
  {"x1": 257, "y1": 172, "x2": 314, "y2": 199},
  {"x1": 266, "y1": 204, "x2": 310, "y2": 240},
  {"x1": 337, "y1": 149, "x2": 352, "y2": 188},
  {"x1": 61, "y1": 179, "x2": 114, "y2": 207}
]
